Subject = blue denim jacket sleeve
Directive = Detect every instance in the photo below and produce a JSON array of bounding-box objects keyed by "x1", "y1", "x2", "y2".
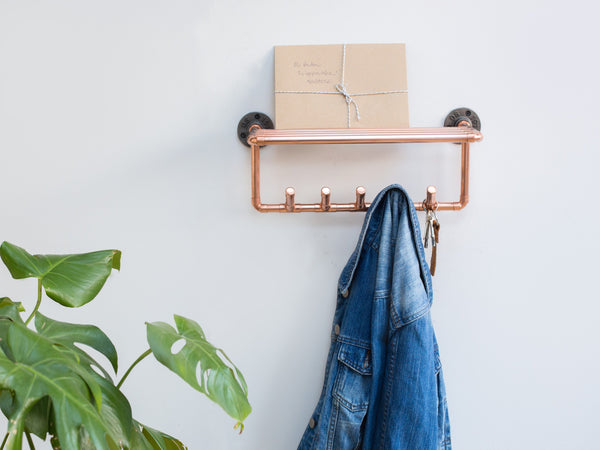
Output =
[{"x1": 298, "y1": 185, "x2": 451, "y2": 450}]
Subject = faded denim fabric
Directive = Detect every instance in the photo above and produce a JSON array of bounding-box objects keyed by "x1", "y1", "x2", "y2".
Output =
[{"x1": 298, "y1": 185, "x2": 451, "y2": 450}]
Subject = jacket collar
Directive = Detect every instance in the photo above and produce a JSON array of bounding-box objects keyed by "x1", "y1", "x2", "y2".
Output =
[{"x1": 337, "y1": 184, "x2": 432, "y2": 303}]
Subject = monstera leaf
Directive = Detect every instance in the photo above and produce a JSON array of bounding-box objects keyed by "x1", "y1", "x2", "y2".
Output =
[
  {"x1": 0, "y1": 317, "x2": 131, "y2": 449},
  {"x1": 0, "y1": 243, "x2": 249, "y2": 448},
  {"x1": 35, "y1": 312, "x2": 118, "y2": 378},
  {"x1": 147, "y1": 315, "x2": 251, "y2": 424},
  {"x1": 0, "y1": 297, "x2": 24, "y2": 323},
  {"x1": 72, "y1": 373, "x2": 134, "y2": 450},
  {"x1": 129, "y1": 421, "x2": 187, "y2": 450},
  {"x1": 0, "y1": 241, "x2": 121, "y2": 307},
  {"x1": 0, "y1": 298, "x2": 52, "y2": 439},
  {"x1": 0, "y1": 303, "x2": 125, "y2": 442}
]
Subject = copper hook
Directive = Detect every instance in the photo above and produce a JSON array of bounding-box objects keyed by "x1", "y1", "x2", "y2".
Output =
[
  {"x1": 320, "y1": 187, "x2": 331, "y2": 211},
  {"x1": 423, "y1": 185, "x2": 438, "y2": 211},
  {"x1": 355, "y1": 186, "x2": 366, "y2": 210},
  {"x1": 285, "y1": 187, "x2": 295, "y2": 212}
]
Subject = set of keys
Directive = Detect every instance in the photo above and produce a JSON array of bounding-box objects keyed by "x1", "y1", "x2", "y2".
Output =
[{"x1": 423, "y1": 208, "x2": 440, "y2": 276}]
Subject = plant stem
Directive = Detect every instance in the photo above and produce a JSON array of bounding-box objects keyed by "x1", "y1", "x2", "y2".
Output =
[
  {"x1": 117, "y1": 348, "x2": 152, "y2": 389},
  {"x1": 25, "y1": 431, "x2": 35, "y2": 450},
  {"x1": 50, "y1": 434, "x2": 60, "y2": 449},
  {"x1": 0, "y1": 432, "x2": 8, "y2": 449},
  {"x1": 25, "y1": 279, "x2": 42, "y2": 326}
]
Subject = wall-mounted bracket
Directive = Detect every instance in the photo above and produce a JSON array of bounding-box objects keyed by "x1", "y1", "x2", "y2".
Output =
[
  {"x1": 237, "y1": 112, "x2": 274, "y2": 147},
  {"x1": 444, "y1": 107, "x2": 481, "y2": 130}
]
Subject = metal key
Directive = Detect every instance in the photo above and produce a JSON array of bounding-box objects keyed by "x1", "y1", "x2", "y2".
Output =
[
  {"x1": 430, "y1": 210, "x2": 437, "y2": 248},
  {"x1": 423, "y1": 211, "x2": 431, "y2": 248},
  {"x1": 424, "y1": 209, "x2": 437, "y2": 248}
]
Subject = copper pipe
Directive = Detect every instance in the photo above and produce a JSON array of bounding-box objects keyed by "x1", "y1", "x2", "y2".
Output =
[
  {"x1": 251, "y1": 144, "x2": 262, "y2": 211},
  {"x1": 355, "y1": 187, "x2": 366, "y2": 210},
  {"x1": 285, "y1": 187, "x2": 295, "y2": 212},
  {"x1": 255, "y1": 201, "x2": 468, "y2": 212},
  {"x1": 459, "y1": 142, "x2": 470, "y2": 209},
  {"x1": 248, "y1": 127, "x2": 482, "y2": 146},
  {"x1": 245, "y1": 126, "x2": 482, "y2": 213},
  {"x1": 252, "y1": 202, "x2": 371, "y2": 212},
  {"x1": 320, "y1": 187, "x2": 331, "y2": 211},
  {"x1": 254, "y1": 199, "x2": 465, "y2": 213}
]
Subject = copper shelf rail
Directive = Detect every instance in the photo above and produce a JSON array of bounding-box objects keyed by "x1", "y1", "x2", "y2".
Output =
[{"x1": 237, "y1": 109, "x2": 483, "y2": 213}]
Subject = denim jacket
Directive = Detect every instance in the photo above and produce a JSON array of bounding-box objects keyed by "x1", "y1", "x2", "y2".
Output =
[{"x1": 298, "y1": 185, "x2": 451, "y2": 450}]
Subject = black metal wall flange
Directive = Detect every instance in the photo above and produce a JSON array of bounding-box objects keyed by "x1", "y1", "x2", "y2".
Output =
[
  {"x1": 444, "y1": 107, "x2": 481, "y2": 131},
  {"x1": 237, "y1": 112, "x2": 274, "y2": 147}
]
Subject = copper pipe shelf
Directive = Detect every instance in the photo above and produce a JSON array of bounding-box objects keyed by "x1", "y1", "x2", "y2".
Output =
[
  {"x1": 238, "y1": 109, "x2": 483, "y2": 213},
  {"x1": 249, "y1": 127, "x2": 482, "y2": 146}
]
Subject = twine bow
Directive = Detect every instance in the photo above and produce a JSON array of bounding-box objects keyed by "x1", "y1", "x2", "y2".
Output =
[{"x1": 335, "y1": 83, "x2": 360, "y2": 122}]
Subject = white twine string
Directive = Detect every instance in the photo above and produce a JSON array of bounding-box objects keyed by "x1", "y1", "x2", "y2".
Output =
[
  {"x1": 275, "y1": 44, "x2": 408, "y2": 127},
  {"x1": 335, "y1": 82, "x2": 360, "y2": 122}
]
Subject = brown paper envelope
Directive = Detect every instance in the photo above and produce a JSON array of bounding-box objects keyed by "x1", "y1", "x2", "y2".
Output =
[
  {"x1": 343, "y1": 44, "x2": 407, "y2": 93},
  {"x1": 275, "y1": 44, "x2": 408, "y2": 129}
]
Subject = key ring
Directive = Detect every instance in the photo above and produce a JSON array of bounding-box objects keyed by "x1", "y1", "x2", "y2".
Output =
[{"x1": 421, "y1": 199, "x2": 439, "y2": 213}]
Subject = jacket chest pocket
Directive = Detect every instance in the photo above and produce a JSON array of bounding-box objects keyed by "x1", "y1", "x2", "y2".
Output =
[
  {"x1": 330, "y1": 343, "x2": 372, "y2": 449},
  {"x1": 333, "y1": 343, "x2": 372, "y2": 410}
]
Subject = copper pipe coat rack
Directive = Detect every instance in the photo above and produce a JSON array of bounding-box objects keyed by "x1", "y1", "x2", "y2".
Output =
[{"x1": 237, "y1": 108, "x2": 483, "y2": 213}]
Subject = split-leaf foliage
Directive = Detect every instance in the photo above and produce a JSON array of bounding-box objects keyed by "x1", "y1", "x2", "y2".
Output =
[{"x1": 0, "y1": 242, "x2": 251, "y2": 449}]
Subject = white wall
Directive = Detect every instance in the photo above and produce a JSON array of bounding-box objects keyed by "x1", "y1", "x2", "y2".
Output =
[{"x1": 1, "y1": 1, "x2": 598, "y2": 448}]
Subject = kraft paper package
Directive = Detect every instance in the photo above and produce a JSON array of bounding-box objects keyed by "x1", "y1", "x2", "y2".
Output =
[{"x1": 274, "y1": 43, "x2": 409, "y2": 129}]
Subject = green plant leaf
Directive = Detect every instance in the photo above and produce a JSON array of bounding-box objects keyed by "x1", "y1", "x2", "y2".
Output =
[
  {"x1": 24, "y1": 396, "x2": 52, "y2": 439},
  {"x1": 0, "y1": 241, "x2": 121, "y2": 307},
  {"x1": 35, "y1": 312, "x2": 118, "y2": 374},
  {"x1": 0, "y1": 297, "x2": 25, "y2": 323},
  {"x1": 0, "y1": 318, "x2": 131, "y2": 449},
  {"x1": 0, "y1": 303, "x2": 128, "y2": 444},
  {"x1": 0, "y1": 299, "x2": 25, "y2": 362},
  {"x1": 76, "y1": 373, "x2": 133, "y2": 450},
  {"x1": 0, "y1": 390, "x2": 53, "y2": 440},
  {"x1": 147, "y1": 315, "x2": 251, "y2": 424},
  {"x1": 130, "y1": 420, "x2": 187, "y2": 450}
]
